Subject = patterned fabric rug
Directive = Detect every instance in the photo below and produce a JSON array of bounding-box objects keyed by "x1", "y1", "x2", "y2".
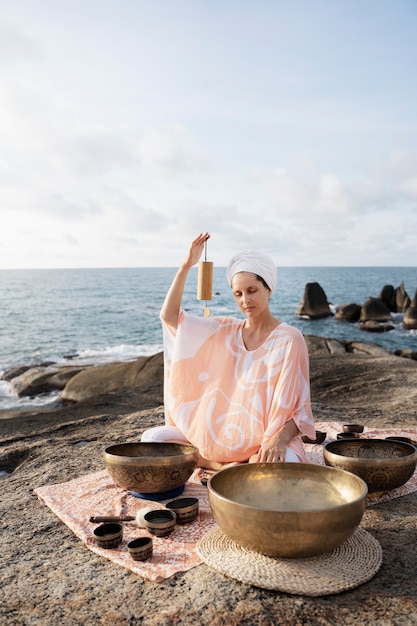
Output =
[
  {"x1": 34, "y1": 421, "x2": 417, "y2": 583},
  {"x1": 35, "y1": 470, "x2": 214, "y2": 583}
]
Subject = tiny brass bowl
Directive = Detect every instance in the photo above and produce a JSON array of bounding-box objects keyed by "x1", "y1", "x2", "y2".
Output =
[
  {"x1": 208, "y1": 463, "x2": 367, "y2": 558},
  {"x1": 127, "y1": 537, "x2": 153, "y2": 561},
  {"x1": 302, "y1": 430, "x2": 326, "y2": 445},
  {"x1": 143, "y1": 509, "x2": 177, "y2": 537},
  {"x1": 324, "y1": 439, "x2": 417, "y2": 494},
  {"x1": 103, "y1": 442, "x2": 199, "y2": 493},
  {"x1": 166, "y1": 497, "x2": 199, "y2": 524},
  {"x1": 337, "y1": 432, "x2": 360, "y2": 440},
  {"x1": 343, "y1": 424, "x2": 364, "y2": 434},
  {"x1": 93, "y1": 523, "x2": 123, "y2": 549}
]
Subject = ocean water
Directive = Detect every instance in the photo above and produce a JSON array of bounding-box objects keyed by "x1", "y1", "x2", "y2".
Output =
[{"x1": 1, "y1": 266, "x2": 416, "y2": 411}]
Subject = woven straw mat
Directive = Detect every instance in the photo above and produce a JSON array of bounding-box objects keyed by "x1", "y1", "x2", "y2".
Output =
[{"x1": 196, "y1": 526, "x2": 382, "y2": 596}]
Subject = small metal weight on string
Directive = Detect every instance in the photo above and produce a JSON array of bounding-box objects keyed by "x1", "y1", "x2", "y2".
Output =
[{"x1": 197, "y1": 239, "x2": 213, "y2": 317}]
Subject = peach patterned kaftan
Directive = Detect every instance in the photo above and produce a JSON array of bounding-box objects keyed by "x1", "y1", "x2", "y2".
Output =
[{"x1": 161, "y1": 311, "x2": 315, "y2": 463}]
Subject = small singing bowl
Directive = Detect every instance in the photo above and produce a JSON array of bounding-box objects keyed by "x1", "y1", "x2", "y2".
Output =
[
  {"x1": 93, "y1": 523, "x2": 123, "y2": 549},
  {"x1": 127, "y1": 537, "x2": 153, "y2": 561},
  {"x1": 343, "y1": 424, "x2": 364, "y2": 434},
  {"x1": 143, "y1": 509, "x2": 177, "y2": 537},
  {"x1": 166, "y1": 497, "x2": 199, "y2": 524},
  {"x1": 301, "y1": 430, "x2": 326, "y2": 445},
  {"x1": 337, "y1": 432, "x2": 360, "y2": 440}
]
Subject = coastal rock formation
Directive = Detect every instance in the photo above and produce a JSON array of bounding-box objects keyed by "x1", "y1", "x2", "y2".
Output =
[
  {"x1": 403, "y1": 289, "x2": 417, "y2": 330},
  {"x1": 1, "y1": 354, "x2": 164, "y2": 407},
  {"x1": 359, "y1": 297, "x2": 392, "y2": 323},
  {"x1": 9, "y1": 364, "x2": 86, "y2": 397},
  {"x1": 377, "y1": 281, "x2": 410, "y2": 312},
  {"x1": 295, "y1": 282, "x2": 333, "y2": 319},
  {"x1": 359, "y1": 320, "x2": 395, "y2": 333},
  {"x1": 335, "y1": 303, "x2": 361, "y2": 322},
  {"x1": 403, "y1": 305, "x2": 417, "y2": 330},
  {"x1": 61, "y1": 353, "x2": 164, "y2": 403},
  {"x1": 303, "y1": 335, "x2": 393, "y2": 358},
  {"x1": 300, "y1": 279, "x2": 416, "y2": 333},
  {"x1": 359, "y1": 297, "x2": 396, "y2": 332},
  {"x1": 378, "y1": 284, "x2": 396, "y2": 310},
  {"x1": 395, "y1": 281, "x2": 411, "y2": 312}
]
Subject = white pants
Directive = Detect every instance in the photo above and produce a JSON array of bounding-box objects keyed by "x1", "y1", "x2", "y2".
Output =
[{"x1": 140, "y1": 425, "x2": 300, "y2": 462}]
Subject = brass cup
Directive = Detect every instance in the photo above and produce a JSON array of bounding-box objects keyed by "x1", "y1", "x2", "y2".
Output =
[
  {"x1": 143, "y1": 509, "x2": 176, "y2": 537},
  {"x1": 343, "y1": 424, "x2": 364, "y2": 434},
  {"x1": 127, "y1": 537, "x2": 153, "y2": 561},
  {"x1": 166, "y1": 497, "x2": 199, "y2": 524},
  {"x1": 93, "y1": 523, "x2": 123, "y2": 549}
]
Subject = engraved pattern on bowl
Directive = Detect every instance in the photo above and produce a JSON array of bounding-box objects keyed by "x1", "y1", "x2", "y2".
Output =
[
  {"x1": 323, "y1": 439, "x2": 417, "y2": 493},
  {"x1": 103, "y1": 442, "x2": 199, "y2": 493}
]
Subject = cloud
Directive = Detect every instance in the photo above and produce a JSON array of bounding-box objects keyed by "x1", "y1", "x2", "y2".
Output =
[
  {"x1": 251, "y1": 151, "x2": 417, "y2": 221},
  {"x1": 0, "y1": 18, "x2": 42, "y2": 69},
  {"x1": 1, "y1": 3, "x2": 417, "y2": 268}
]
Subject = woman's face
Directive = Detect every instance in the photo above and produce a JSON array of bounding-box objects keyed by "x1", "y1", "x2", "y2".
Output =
[{"x1": 231, "y1": 272, "x2": 271, "y2": 318}]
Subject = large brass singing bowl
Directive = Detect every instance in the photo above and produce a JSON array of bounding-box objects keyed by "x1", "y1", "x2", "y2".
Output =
[
  {"x1": 324, "y1": 438, "x2": 417, "y2": 494},
  {"x1": 207, "y1": 463, "x2": 367, "y2": 558},
  {"x1": 103, "y1": 443, "x2": 199, "y2": 493}
]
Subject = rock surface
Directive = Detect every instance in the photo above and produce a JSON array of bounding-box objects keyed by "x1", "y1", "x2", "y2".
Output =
[{"x1": 1, "y1": 337, "x2": 417, "y2": 625}]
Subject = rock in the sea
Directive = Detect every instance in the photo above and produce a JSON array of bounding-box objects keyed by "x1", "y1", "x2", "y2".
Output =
[
  {"x1": 360, "y1": 297, "x2": 392, "y2": 323},
  {"x1": 359, "y1": 320, "x2": 395, "y2": 333},
  {"x1": 296, "y1": 282, "x2": 333, "y2": 319},
  {"x1": 377, "y1": 284, "x2": 396, "y2": 311},
  {"x1": 403, "y1": 305, "x2": 417, "y2": 330},
  {"x1": 359, "y1": 305, "x2": 395, "y2": 331},
  {"x1": 335, "y1": 303, "x2": 361, "y2": 322},
  {"x1": 403, "y1": 289, "x2": 417, "y2": 330},
  {"x1": 395, "y1": 281, "x2": 411, "y2": 312}
]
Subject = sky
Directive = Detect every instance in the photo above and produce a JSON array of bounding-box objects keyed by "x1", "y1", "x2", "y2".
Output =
[{"x1": 1, "y1": 0, "x2": 417, "y2": 269}]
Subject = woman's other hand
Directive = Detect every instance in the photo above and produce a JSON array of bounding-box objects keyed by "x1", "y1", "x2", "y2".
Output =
[
  {"x1": 250, "y1": 419, "x2": 299, "y2": 463},
  {"x1": 251, "y1": 439, "x2": 287, "y2": 463}
]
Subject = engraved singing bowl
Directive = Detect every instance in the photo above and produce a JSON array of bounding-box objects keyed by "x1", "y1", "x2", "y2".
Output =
[
  {"x1": 323, "y1": 439, "x2": 417, "y2": 494},
  {"x1": 103, "y1": 443, "x2": 199, "y2": 493},
  {"x1": 207, "y1": 463, "x2": 368, "y2": 558}
]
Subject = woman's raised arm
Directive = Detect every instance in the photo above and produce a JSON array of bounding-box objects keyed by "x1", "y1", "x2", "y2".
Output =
[{"x1": 160, "y1": 232, "x2": 210, "y2": 329}]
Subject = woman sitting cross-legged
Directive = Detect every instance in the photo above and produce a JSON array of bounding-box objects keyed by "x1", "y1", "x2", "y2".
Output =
[{"x1": 141, "y1": 233, "x2": 316, "y2": 472}]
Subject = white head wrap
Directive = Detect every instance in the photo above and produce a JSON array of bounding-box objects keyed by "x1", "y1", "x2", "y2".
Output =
[{"x1": 226, "y1": 249, "x2": 278, "y2": 292}]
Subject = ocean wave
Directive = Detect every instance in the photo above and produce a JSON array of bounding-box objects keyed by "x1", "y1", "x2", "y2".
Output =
[
  {"x1": 71, "y1": 343, "x2": 163, "y2": 365},
  {"x1": 0, "y1": 381, "x2": 61, "y2": 411}
]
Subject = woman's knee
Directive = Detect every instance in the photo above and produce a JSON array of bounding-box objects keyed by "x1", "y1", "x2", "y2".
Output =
[
  {"x1": 285, "y1": 448, "x2": 300, "y2": 462},
  {"x1": 140, "y1": 426, "x2": 189, "y2": 443}
]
